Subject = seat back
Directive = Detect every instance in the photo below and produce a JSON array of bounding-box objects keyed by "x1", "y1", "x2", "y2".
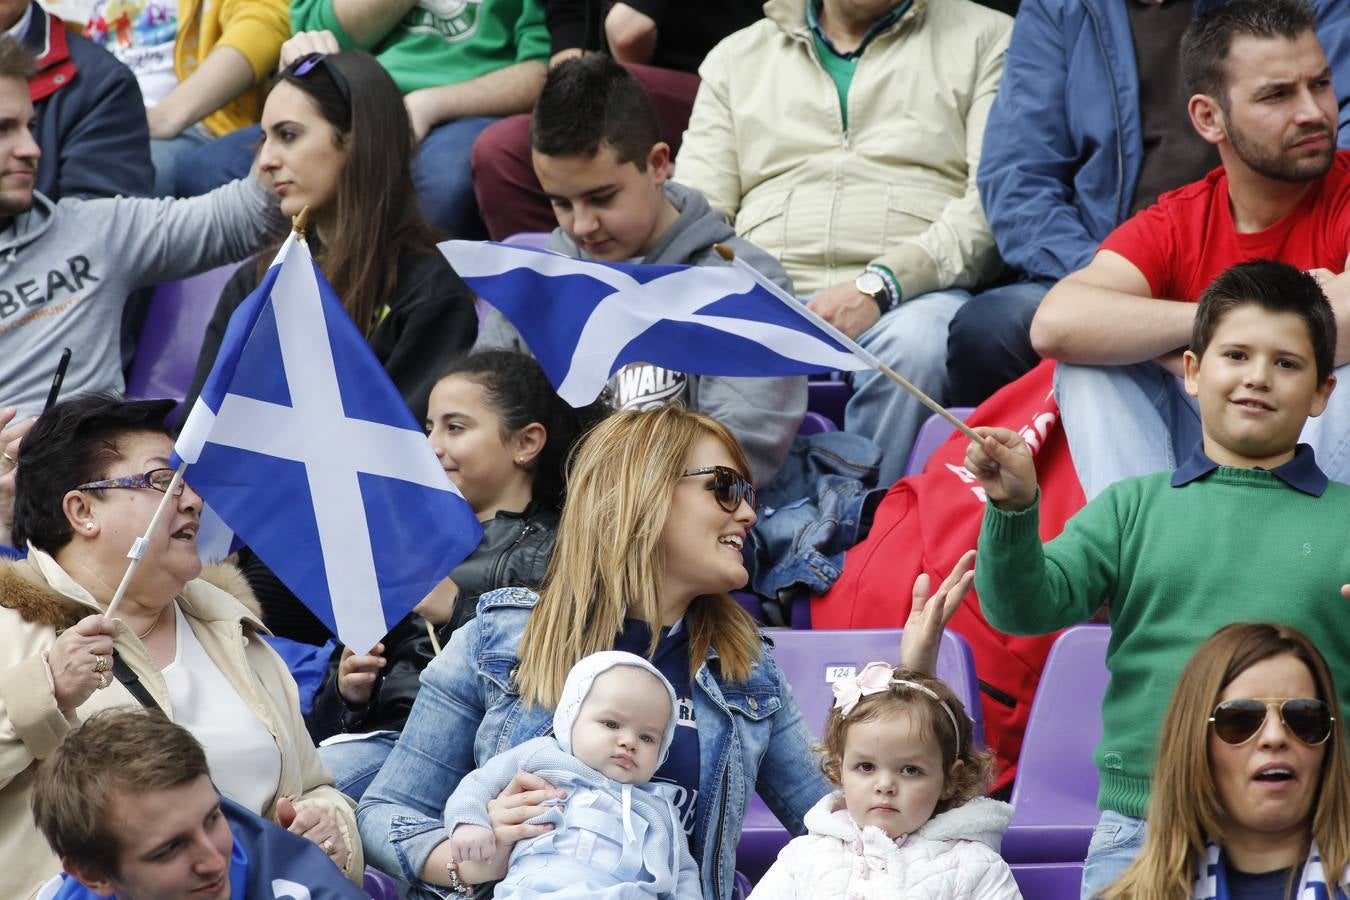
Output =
[
  {"x1": 903, "y1": 407, "x2": 974, "y2": 476},
  {"x1": 362, "y1": 868, "x2": 399, "y2": 900},
  {"x1": 735, "y1": 628, "x2": 983, "y2": 882},
  {"x1": 501, "y1": 231, "x2": 553, "y2": 250},
  {"x1": 1003, "y1": 624, "x2": 1111, "y2": 885},
  {"x1": 806, "y1": 379, "x2": 850, "y2": 430},
  {"x1": 125, "y1": 262, "x2": 246, "y2": 410},
  {"x1": 797, "y1": 410, "x2": 838, "y2": 435}
]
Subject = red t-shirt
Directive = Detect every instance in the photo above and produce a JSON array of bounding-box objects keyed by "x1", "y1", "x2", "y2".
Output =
[{"x1": 1100, "y1": 150, "x2": 1350, "y2": 300}]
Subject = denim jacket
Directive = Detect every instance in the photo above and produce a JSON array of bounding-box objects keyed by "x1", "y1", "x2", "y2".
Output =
[{"x1": 356, "y1": 588, "x2": 830, "y2": 900}]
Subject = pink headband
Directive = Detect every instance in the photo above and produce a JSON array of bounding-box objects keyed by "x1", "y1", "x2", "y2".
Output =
[{"x1": 831, "y1": 662, "x2": 962, "y2": 754}]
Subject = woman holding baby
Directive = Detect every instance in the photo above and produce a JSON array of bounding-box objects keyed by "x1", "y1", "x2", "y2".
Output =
[{"x1": 357, "y1": 405, "x2": 972, "y2": 898}]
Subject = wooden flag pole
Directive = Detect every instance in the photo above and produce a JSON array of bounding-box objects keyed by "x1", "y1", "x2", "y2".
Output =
[
  {"x1": 711, "y1": 244, "x2": 982, "y2": 445},
  {"x1": 425, "y1": 619, "x2": 443, "y2": 656},
  {"x1": 104, "y1": 461, "x2": 189, "y2": 620},
  {"x1": 292, "y1": 205, "x2": 310, "y2": 238}
]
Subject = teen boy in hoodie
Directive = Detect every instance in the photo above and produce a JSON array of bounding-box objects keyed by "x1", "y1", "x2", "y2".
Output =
[
  {"x1": 965, "y1": 260, "x2": 1350, "y2": 897},
  {"x1": 474, "y1": 54, "x2": 805, "y2": 485}
]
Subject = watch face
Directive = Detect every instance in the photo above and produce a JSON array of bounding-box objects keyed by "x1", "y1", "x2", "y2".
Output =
[{"x1": 856, "y1": 272, "x2": 885, "y2": 297}]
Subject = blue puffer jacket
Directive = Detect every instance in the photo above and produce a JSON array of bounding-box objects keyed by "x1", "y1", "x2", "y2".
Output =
[
  {"x1": 357, "y1": 587, "x2": 830, "y2": 900},
  {"x1": 978, "y1": 0, "x2": 1350, "y2": 282}
]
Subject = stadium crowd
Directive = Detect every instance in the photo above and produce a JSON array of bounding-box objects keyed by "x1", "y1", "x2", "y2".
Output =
[{"x1": 3, "y1": 0, "x2": 1350, "y2": 897}]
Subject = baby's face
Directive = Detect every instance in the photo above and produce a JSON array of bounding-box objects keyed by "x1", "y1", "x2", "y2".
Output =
[{"x1": 570, "y1": 668, "x2": 671, "y2": 784}]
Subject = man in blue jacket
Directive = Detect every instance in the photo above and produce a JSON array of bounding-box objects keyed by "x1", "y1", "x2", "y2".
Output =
[
  {"x1": 949, "y1": 0, "x2": 1350, "y2": 405},
  {"x1": 31, "y1": 710, "x2": 364, "y2": 900}
]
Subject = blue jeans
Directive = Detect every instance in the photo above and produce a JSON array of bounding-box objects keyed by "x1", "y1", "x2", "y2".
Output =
[
  {"x1": 317, "y1": 731, "x2": 400, "y2": 803},
  {"x1": 1080, "y1": 810, "x2": 1147, "y2": 899},
  {"x1": 150, "y1": 126, "x2": 213, "y2": 197},
  {"x1": 946, "y1": 278, "x2": 1053, "y2": 405},
  {"x1": 170, "y1": 116, "x2": 498, "y2": 237},
  {"x1": 1057, "y1": 359, "x2": 1350, "y2": 499},
  {"x1": 846, "y1": 288, "x2": 970, "y2": 487}
]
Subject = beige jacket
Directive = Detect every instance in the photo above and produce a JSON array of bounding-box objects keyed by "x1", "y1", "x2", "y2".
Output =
[
  {"x1": 676, "y1": 0, "x2": 1011, "y2": 298},
  {"x1": 0, "y1": 551, "x2": 362, "y2": 897}
]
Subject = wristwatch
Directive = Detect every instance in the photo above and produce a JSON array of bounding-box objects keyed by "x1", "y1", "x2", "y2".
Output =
[{"x1": 855, "y1": 270, "x2": 896, "y2": 315}]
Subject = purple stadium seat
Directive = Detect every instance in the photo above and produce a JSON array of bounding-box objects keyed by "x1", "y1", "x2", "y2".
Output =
[
  {"x1": 1003, "y1": 625, "x2": 1111, "y2": 898},
  {"x1": 797, "y1": 410, "x2": 838, "y2": 435},
  {"x1": 902, "y1": 407, "x2": 974, "y2": 477},
  {"x1": 735, "y1": 627, "x2": 983, "y2": 882},
  {"x1": 733, "y1": 870, "x2": 753, "y2": 899},
  {"x1": 807, "y1": 379, "x2": 850, "y2": 430},
  {"x1": 501, "y1": 231, "x2": 552, "y2": 250},
  {"x1": 125, "y1": 262, "x2": 246, "y2": 411},
  {"x1": 362, "y1": 867, "x2": 399, "y2": 900}
]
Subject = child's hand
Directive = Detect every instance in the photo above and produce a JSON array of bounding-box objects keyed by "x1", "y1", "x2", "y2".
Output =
[
  {"x1": 964, "y1": 427, "x2": 1037, "y2": 511},
  {"x1": 450, "y1": 824, "x2": 497, "y2": 863},
  {"x1": 901, "y1": 550, "x2": 975, "y2": 676}
]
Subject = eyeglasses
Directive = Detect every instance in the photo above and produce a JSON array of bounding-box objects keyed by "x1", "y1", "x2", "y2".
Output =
[
  {"x1": 290, "y1": 53, "x2": 352, "y2": 107},
  {"x1": 1209, "y1": 697, "x2": 1335, "y2": 747},
  {"x1": 679, "y1": 465, "x2": 756, "y2": 513},
  {"x1": 74, "y1": 468, "x2": 185, "y2": 497}
]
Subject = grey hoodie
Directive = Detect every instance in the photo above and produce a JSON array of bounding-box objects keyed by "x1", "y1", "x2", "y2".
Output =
[
  {"x1": 0, "y1": 177, "x2": 287, "y2": 417},
  {"x1": 475, "y1": 181, "x2": 807, "y2": 484}
]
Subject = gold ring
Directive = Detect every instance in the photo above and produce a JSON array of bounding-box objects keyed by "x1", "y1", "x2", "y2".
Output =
[
  {"x1": 93, "y1": 654, "x2": 110, "y2": 674},
  {"x1": 97, "y1": 671, "x2": 109, "y2": 689},
  {"x1": 0, "y1": 450, "x2": 14, "y2": 466},
  {"x1": 321, "y1": 837, "x2": 336, "y2": 856}
]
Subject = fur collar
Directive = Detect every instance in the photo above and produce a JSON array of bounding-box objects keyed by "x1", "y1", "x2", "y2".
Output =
[
  {"x1": 0, "y1": 553, "x2": 264, "y2": 629},
  {"x1": 804, "y1": 792, "x2": 1013, "y2": 852}
]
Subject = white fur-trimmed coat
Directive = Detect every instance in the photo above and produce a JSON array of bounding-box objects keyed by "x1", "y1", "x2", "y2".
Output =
[{"x1": 747, "y1": 793, "x2": 1022, "y2": 899}]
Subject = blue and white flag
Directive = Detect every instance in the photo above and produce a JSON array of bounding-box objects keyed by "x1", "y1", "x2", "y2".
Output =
[
  {"x1": 439, "y1": 240, "x2": 878, "y2": 405},
  {"x1": 174, "y1": 233, "x2": 483, "y2": 653}
]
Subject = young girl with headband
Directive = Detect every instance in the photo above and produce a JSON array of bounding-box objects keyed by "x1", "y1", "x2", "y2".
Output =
[{"x1": 749, "y1": 663, "x2": 1021, "y2": 899}]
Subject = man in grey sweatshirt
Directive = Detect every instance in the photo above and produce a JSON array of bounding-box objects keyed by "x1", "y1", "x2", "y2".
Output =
[
  {"x1": 0, "y1": 37, "x2": 287, "y2": 418},
  {"x1": 474, "y1": 56, "x2": 806, "y2": 485}
]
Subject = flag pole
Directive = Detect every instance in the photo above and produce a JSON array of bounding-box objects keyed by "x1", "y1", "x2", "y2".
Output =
[
  {"x1": 104, "y1": 462, "x2": 189, "y2": 620},
  {"x1": 292, "y1": 205, "x2": 310, "y2": 240},
  {"x1": 713, "y1": 245, "x2": 981, "y2": 444},
  {"x1": 425, "y1": 619, "x2": 443, "y2": 656}
]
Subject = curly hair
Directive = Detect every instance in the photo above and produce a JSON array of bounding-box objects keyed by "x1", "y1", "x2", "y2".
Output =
[{"x1": 819, "y1": 666, "x2": 995, "y2": 815}]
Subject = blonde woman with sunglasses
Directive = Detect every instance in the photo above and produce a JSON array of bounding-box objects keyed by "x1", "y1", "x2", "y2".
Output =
[
  {"x1": 358, "y1": 405, "x2": 975, "y2": 899},
  {"x1": 1100, "y1": 622, "x2": 1350, "y2": 900}
]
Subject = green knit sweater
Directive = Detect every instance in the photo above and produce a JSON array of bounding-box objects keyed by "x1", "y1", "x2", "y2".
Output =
[{"x1": 976, "y1": 466, "x2": 1350, "y2": 818}]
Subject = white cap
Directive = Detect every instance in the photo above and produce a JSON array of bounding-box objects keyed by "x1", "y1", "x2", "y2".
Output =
[{"x1": 553, "y1": 650, "x2": 678, "y2": 767}]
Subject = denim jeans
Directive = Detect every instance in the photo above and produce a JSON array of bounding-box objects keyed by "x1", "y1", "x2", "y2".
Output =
[
  {"x1": 171, "y1": 115, "x2": 498, "y2": 238},
  {"x1": 1057, "y1": 359, "x2": 1350, "y2": 499},
  {"x1": 150, "y1": 126, "x2": 213, "y2": 197},
  {"x1": 1080, "y1": 810, "x2": 1148, "y2": 899},
  {"x1": 846, "y1": 288, "x2": 971, "y2": 487},
  {"x1": 317, "y1": 731, "x2": 399, "y2": 802},
  {"x1": 946, "y1": 278, "x2": 1053, "y2": 405}
]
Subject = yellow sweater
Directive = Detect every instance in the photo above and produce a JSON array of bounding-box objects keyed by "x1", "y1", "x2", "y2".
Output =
[{"x1": 175, "y1": 0, "x2": 290, "y2": 135}]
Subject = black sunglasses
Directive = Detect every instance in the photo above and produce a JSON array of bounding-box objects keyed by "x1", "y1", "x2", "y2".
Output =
[
  {"x1": 680, "y1": 465, "x2": 756, "y2": 513},
  {"x1": 290, "y1": 53, "x2": 352, "y2": 107},
  {"x1": 1209, "y1": 697, "x2": 1335, "y2": 747}
]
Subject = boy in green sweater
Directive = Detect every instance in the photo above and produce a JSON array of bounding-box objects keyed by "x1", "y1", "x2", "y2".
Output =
[{"x1": 965, "y1": 259, "x2": 1350, "y2": 897}]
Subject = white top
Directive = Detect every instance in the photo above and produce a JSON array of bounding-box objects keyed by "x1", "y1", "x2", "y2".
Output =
[
  {"x1": 83, "y1": 0, "x2": 180, "y2": 107},
  {"x1": 163, "y1": 605, "x2": 281, "y2": 814}
]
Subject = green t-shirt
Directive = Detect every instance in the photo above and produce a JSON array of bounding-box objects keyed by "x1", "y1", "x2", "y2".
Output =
[
  {"x1": 976, "y1": 464, "x2": 1350, "y2": 818},
  {"x1": 291, "y1": 0, "x2": 549, "y2": 94},
  {"x1": 805, "y1": 0, "x2": 910, "y2": 130}
]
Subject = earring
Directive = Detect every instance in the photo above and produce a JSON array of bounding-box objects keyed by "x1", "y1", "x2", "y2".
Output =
[{"x1": 86, "y1": 523, "x2": 94, "y2": 531}]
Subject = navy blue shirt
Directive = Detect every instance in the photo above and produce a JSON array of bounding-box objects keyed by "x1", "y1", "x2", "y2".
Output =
[
  {"x1": 1221, "y1": 860, "x2": 1302, "y2": 900},
  {"x1": 615, "y1": 617, "x2": 700, "y2": 838},
  {"x1": 1171, "y1": 443, "x2": 1328, "y2": 497}
]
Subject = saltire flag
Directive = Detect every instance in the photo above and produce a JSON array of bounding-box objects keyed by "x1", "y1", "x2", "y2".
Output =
[
  {"x1": 439, "y1": 240, "x2": 878, "y2": 406},
  {"x1": 173, "y1": 232, "x2": 483, "y2": 653}
]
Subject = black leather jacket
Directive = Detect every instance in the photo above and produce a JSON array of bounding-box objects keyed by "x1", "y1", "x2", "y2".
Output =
[{"x1": 307, "y1": 505, "x2": 559, "y2": 741}]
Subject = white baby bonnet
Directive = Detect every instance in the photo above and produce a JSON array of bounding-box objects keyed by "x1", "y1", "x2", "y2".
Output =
[{"x1": 553, "y1": 650, "x2": 679, "y2": 767}]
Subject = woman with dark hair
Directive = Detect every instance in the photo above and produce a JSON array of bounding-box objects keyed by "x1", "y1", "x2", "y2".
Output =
[
  {"x1": 187, "y1": 40, "x2": 478, "y2": 429},
  {"x1": 185, "y1": 40, "x2": 480, "y2": 643},
  {"x1": 0, "y1": 395, "x2": 362, "y2": 897},
  {"x1": 1100, "y1": 622, "x2": 1350, "y2": 899},
  {"x1": 307, "y1": 351, "x2": 600, "y2": 801}
]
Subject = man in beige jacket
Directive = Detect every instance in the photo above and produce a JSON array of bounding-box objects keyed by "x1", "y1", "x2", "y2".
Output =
[{"x1": 676, "y1": 0, "x2": 1010, "y2": 485}]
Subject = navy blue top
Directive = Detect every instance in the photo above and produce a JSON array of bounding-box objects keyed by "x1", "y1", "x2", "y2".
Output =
[{"x1": 1171, "y1": 443, "x2": 1328, "y2": 498}]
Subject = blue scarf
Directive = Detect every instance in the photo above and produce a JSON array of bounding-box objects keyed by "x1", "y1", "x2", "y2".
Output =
[{"x1": 1193, "y1": 841, "x2": 1350, "y2": 900}]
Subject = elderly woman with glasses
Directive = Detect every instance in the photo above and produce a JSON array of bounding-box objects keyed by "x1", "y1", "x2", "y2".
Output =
[
  {"x1": 0, "y1": 394, "x2": 362, "y2": 897},
  {"x1": 1099, "y1": 622, "x2": 1350, "y2": 900},
  {"x1": 357, "y1": 404, "x2": 975, "y2": 899}
]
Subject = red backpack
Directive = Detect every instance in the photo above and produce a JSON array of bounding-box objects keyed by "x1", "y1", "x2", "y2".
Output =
[{"x1": 813, "y1": 360, "x2": 1087, "y2": 790}]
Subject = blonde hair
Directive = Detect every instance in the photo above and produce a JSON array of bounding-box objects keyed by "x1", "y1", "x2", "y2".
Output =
[
  {"x1": 516, "y1": 405, "x2": 762, "y2": 707},
  {"x1": 819, "y1": 666, "x2": 994, "y2": 816},
  {"x1": 1099, "y1": 623, "x2": 1350, "y2": 899}
]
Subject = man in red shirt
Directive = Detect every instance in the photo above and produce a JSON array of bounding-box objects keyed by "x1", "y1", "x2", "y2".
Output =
[{"x1": 1029, "y1": 0, "x2": 1350, "y2": 499}]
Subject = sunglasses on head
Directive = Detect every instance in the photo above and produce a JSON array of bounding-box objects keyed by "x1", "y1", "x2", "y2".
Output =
[
  {"x1": 679, "y1": 465, "x2": 756, "y2": 513},
  {"x1": 290, "y1": 53, "x2": 352, "y2": 107},
  {"x1": 1209, "y1": 697, "x2": 1335, "y2": 747}
]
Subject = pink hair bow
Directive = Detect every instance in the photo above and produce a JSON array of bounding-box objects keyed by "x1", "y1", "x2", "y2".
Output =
[{"x1": 832, "y1": 662, "x2": 896, "y2": 717}]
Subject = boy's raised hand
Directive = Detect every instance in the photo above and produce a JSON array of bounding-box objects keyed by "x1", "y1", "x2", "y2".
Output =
[{"x1": 965, "y1": 427, "x2": 1038, "y2": 511}]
